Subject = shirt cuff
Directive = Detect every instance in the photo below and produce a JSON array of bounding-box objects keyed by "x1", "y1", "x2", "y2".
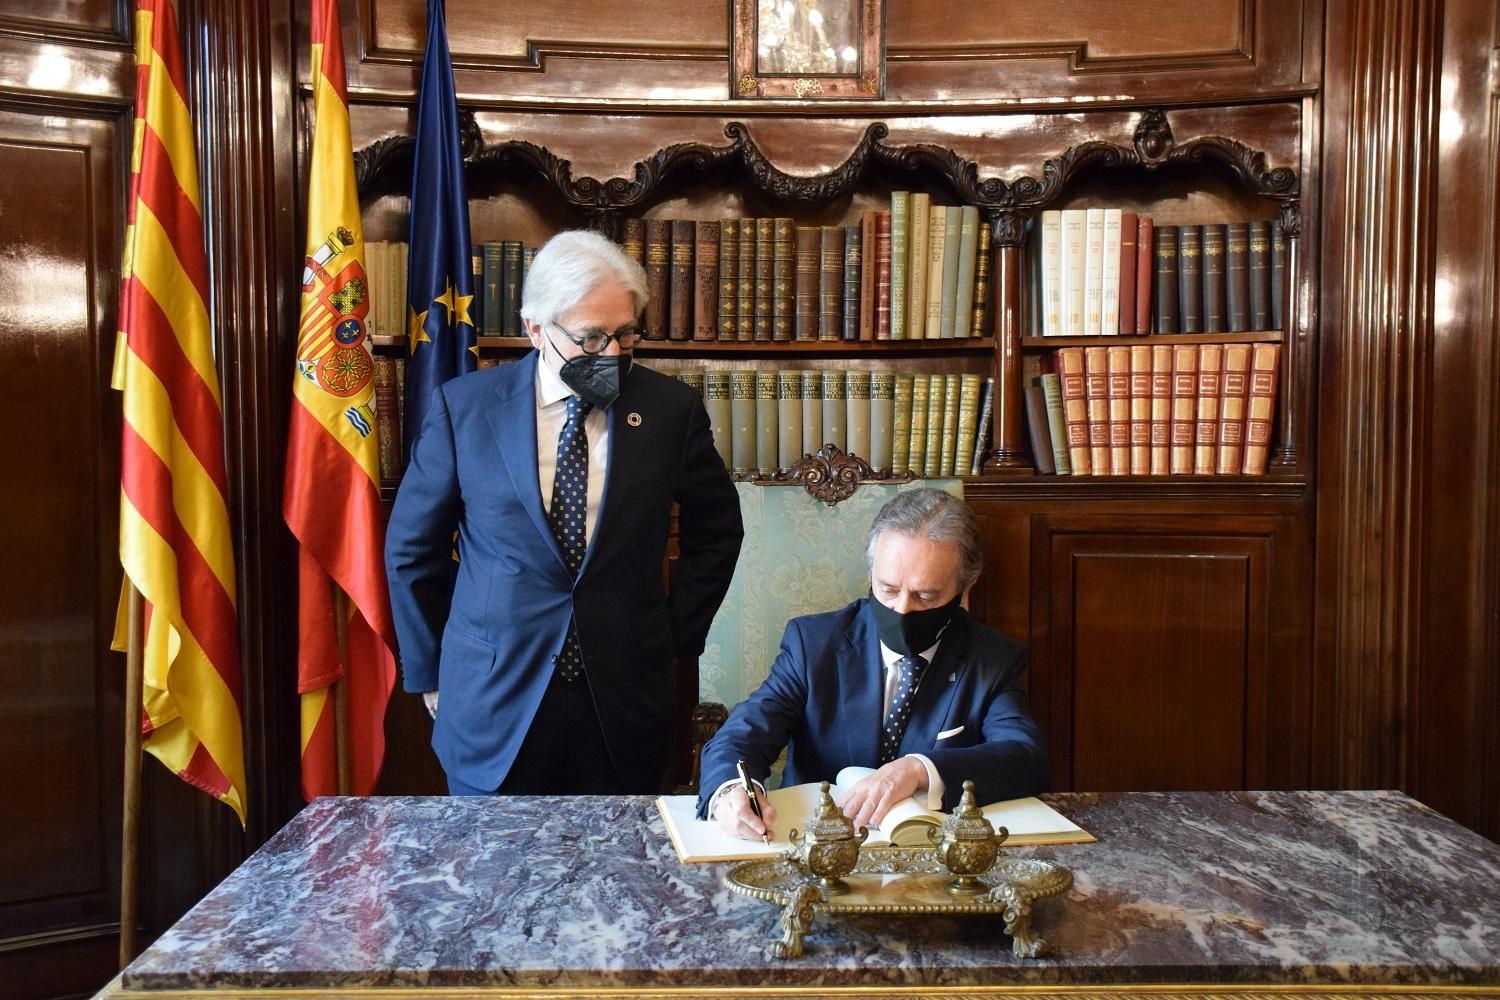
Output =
[
  {"x1": 905, "y1": 754, "x2": 944, "y2": 810},
  {"x1": 706, "y1": 777, "x2": 767, "y2": 819}
]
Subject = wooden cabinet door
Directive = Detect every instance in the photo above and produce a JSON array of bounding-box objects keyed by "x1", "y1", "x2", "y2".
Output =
[{"x1": 1021, "y1": 511, "x2": 1309, "y2": 793}]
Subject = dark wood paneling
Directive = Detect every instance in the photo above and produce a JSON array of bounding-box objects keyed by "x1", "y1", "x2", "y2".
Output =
[
  {"x1": 342, "y1": 0, "x2": 1310, "y2": 107},
  {"x1": 0, "y1": 106, "x2": 124, "y2": 994},
  {"x1": 0, "y1": 1, "x2": 124, "y2": 38}
]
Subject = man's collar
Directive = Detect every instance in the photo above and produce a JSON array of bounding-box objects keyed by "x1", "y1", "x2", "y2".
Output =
[{"x1": 534, "y1": 345, "x2": 573, "y2": 406}]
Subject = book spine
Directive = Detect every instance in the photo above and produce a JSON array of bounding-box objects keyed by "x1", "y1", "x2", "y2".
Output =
[
  {"x1": 938, "y1": 206, "x2": 964, "y2": 338},
  {"x1": 1135, "y1": 216, "x2": 1154, "y2": 335},
  {"x1": 971, "y1": 376, "x2": 995, "y2": 474},
  {"x1": 793, "y1": 226, "x2": 820, "y2": 342},
  {"x1": 800, "y1": 369, "x2": 823, "y2": 456},
  {"x1": 953, "y1": 206, "x2": 980, "y2": 338},
  {"x1": 736, "y1": 217, "x2": 755, "y2": 341},
  {"x1": 644, "y1": 220, "x2": 671, "y2": 339},
  {"x1": 754, "y1": 218, "x2": 774, "y2": 341},
  {"x1": 1248, "y1": 220, "x2": 1271, "y2": 330},
  {"x1": 1153, "y1": 224, "x2": 1179, "y2": 334},
  {"x1": 1242, "y1": 343, "x2": 1282, "y2": 474},
  {"x1": 875, "y1": 212, "x2": 893, "y2": 339},
  {"x1": 889, "y1": 192, "x2": 910, "y2": 341},
  {"x1": 669, "y1": 220, "x2": 695, "y2": 341},
  {"x1": 859, "y1": 211, "x2": 878, "y2": 341},
  {"x1": 777, "y1": 369, "x2": 803, "y2": 471},
  {"x1": 1038, "y1": 372, "x2": 1070, "y2": 474},
  {"x1": 1083, "y1": 207, "x2": 1105, "y2": 336},
  {"x1": 482, "y1": 241, "x2": 503, "y2": 337},
  {"x1": 1193, "y1": 344, "x2": 1223, "y2": 475},
  {"x1": 820, "y1": 368, "x2": 847, "y2": 452},
  {"x1": 1176, "y1": 225, "x2": 1202, "y2": 335},
  {"x1": 675, "y1": 368, "x2": 704, "y2": 394},
  {"x1": 692, "y1": 221, "x2": 720, "y2": 342},
  {"x1": 845, "y1": 369, "x2": 872, "y2": 460},
  {"x1": 1024, "y1": 377, "x2": 1055, "y2": 475},
  {"x1": 923, "y1": 204, "x2": 947, "y2": 339},
  {"x1": 1117, "y1": 211, "x2": 1138, "y2": 335},
  {"x1": 1128, "y1": 344, "x2": 1152, "y2": 475},
  {"x1": 772, "y1": 218, "x2": 795, "y2": 342},
  {"x1": 870, "y1": 370, "x2": 895, "y2": 473},
  {"x1": 469, "y1": 243, "x2": 485, "y2": 341},
  {"x1": 1100, "y1": 208, "x2": 1123, "y2": 336},
  {"x1": 932, "y1": 373, "x2": 958, "y2": 477},
  {"x1": 1084, "y1": 346, "x2": 1110, "y2": 475},
  {"x1": 500, "y1": 240, "x2": 523, "y2": 338},
  {"x1": 1270, "y1": 218, "x2": 1287, "y2": 331},
  {"x1": 374, "y1": 355, "x2": 402, "y2": 481},
  {"x1": 906, "y1": 193, "x2": 931, "y2": 339},
  {"x1": 842, "y1": 223, "x2": 863, "y2": 341},
  {"x1": 970, "y1": 224, "x2": 992, "y2": 339},
  {"x1": 621, "y1": 217, "x2": 646, "y2": 269},
  {"x1": 729, "y1": 369, "x2": 756, "y2": 475},
  {"x1": 755, "y1": 371, "x2": 778, "y2": 474},
  {"x1": 907, "y1": 373, "x2": 931, "y2": 477},
  {"x1": 1216, "y1": 343, "x2": 1252, "y2": 474},
  {"x1": 1106, "y1": 345, "x2": 1132, "y2": 475},
  {"x1": 1226, "y1": 221, "x2": 1250, "y2": 332},
  {"x1": 891, "y1": 373, "x2": 915, "y2": 474},
  {"x1": 1149, "y1": 344, "x2": 1172, "y2": 475},
  {"x1": 1060, "y1": 208, "x2": 1087, "y2": 335},
  {"x1": 953, "y1": 372, "x2": 982, "y2": 476},
  {"x1": 818, "y1": 226, "x2": 844, "y2": 342},
  {"x1": 717, "y1": 219, "x2": 739, "y2": 340},
  {"x1": 1057, "y1": 348, "x2": 1091, "y2": 475},
  {"x1": 1040, "y1": 209, "x2": 1062, "y2": 336},
  {"x1": 1201, "y1": 223, "x2": 1227, "y2": 334},
  {"x1": 1170, "y1": 344, "x2": 1198, "y2": 474},
  {"x1": 703, "y1": 369, "x2": 732, "y2": 469}
]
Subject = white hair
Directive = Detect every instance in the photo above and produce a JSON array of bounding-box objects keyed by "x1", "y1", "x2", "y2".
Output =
[{"x1": 518, "y1": 229, "x2": 649, "y2": 328}]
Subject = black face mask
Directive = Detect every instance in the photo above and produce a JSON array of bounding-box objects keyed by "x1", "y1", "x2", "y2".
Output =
[
  {"x1": 868, "y1": 591, "x2": 962, "y2": 658},
  {"x1": 555, "y1": 349, "x2": 630, "y2": 411}
]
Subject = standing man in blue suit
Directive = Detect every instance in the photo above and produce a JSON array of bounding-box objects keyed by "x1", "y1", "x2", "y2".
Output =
[
  {"x1": 386, "y1": 230, "x2": 743, "y2": 795},
  {"x1": 698, "y1": 488, "x2": 1046, "y2": 838}
]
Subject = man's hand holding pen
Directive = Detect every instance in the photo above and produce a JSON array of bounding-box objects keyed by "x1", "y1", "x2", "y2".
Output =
[{"x1": 714, "y1": 762, "x2": 778, "y2": 842}]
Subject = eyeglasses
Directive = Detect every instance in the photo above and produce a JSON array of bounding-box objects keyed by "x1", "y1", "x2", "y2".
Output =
[{"x1": 549, "y1": 321, "x2": 643, "y2": 356}]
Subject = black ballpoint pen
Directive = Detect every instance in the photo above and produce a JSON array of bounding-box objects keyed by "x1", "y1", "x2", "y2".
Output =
[{"x1": 735, "y1": 759, "x2": 771, "y2": 846}]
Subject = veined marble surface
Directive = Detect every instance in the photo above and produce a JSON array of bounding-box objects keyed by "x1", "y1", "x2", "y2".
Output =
[{"x1": 121, "y1": 791, "x2": 1500, "y2": 991}]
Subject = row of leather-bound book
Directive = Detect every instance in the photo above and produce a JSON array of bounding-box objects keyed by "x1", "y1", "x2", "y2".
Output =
[
  {"x1": 1026, "y1": 343, "x2": 1283, "y2": 476},
  {"x1": 1028, "y1": 210, "x2": 1289, "y2": 338},
  {"x1": 652, "y1": 366, "x2": 994, "y2": 480}
]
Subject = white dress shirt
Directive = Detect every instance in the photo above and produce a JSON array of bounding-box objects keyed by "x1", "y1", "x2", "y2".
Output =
[{"x1": 535, "y1": 357, "x2": 609, "y2": 545}]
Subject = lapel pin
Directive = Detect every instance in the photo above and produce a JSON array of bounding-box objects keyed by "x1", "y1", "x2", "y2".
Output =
[{"x1": 627, "y1": 412, "x2": 643, "y2": 426}]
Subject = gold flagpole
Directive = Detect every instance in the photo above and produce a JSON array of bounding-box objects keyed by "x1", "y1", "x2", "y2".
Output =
[
  {"x1": 332, "y1": 583, "x2": 352, "y2": 795},
  {"x1": 119, "y1": 583, "x2": 144, "y2": 967}
]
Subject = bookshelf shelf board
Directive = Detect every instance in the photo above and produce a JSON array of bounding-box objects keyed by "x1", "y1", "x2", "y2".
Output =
[
  {"x1": 1020, "y1": 332, "x2": 1284, "y2": 349},
  {"x1": 964, "y1": 473, "x2": 1307, "y2": 503},
  {"x1": 634, "y1": 338, "x2": 998, "y2": 356}
]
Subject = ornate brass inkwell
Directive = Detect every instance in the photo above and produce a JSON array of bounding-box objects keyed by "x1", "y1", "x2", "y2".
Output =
[{"x1": 724, "y1": 778, "x2": 1073, "y2": 959}]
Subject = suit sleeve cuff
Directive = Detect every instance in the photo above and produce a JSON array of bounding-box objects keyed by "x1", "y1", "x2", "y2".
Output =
[
  {"x1": 705, "y1": 777, "x2": 766, "y2": 819},
  {"x1": 905, "y1": 754, "x2": 944, "y2": 810}
]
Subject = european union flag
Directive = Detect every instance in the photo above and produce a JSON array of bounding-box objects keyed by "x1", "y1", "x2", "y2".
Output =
[{"x1": 404, "y1": 0, "x2": 476, "y2": 458}]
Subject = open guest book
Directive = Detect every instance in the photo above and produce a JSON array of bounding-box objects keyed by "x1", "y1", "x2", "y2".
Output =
[{"x1": 656, "y1": 766, "x2": 1095, "y2": 864}]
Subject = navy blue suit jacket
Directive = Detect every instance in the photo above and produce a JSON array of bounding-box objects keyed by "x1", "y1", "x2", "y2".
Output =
[
  {"x1": 697, "y1": 597, "x2": 1047, "y2": 816},
  {"x1": 385, "y1": 353, "x2": 743, "y2": 791}
]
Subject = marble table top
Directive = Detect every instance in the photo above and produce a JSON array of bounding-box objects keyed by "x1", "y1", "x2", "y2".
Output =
[{"x1": 114, "y1": 790, "x2": 1500, "y2": 995}]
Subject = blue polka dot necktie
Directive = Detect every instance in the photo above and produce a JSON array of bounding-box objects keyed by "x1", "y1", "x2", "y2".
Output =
[
  {"x1": 548, "y1": 394, "x2": 592, "y2": 680},
  {"x1": 879, "y1": 654, "x2": 928, "y2": 765}
]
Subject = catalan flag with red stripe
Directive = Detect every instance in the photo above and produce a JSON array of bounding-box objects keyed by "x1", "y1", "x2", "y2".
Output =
[
  {"x1": 111, "y1": 0, "x2": 246, "y2": 825},
  {"x1": 283, "y1": 0, "x2": 398, "y2": 799}
]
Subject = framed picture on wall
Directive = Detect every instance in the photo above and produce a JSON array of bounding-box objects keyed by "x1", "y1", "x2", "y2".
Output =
[{"x1": 731, "y1": 0, "x2": 885, "y2": 99}]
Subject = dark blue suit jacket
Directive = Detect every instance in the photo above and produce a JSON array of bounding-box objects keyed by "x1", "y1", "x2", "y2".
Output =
[
  {"x1": 385, "y1": 353, "x2": 743, "y2": 791},
  {"x1": 697, "y1": 597, "x2": 1047, "y2": 816}
]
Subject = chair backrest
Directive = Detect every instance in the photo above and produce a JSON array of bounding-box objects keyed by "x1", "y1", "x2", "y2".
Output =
[{"x1": 699, "y1": 480, "x2": 964, "y2": 708}]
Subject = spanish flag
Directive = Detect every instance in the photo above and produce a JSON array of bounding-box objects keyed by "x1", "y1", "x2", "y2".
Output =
[
  {"x1": 112, "y1": 0, "x2": 246, "y2": 825},
  {"x1": 284, "y1": 0, "x2": 398, "y2": 799}
]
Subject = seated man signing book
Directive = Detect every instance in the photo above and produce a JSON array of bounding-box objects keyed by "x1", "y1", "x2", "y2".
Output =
[{"x1": 697, "y1": 488, "x2": 1048, "y2": 841}]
